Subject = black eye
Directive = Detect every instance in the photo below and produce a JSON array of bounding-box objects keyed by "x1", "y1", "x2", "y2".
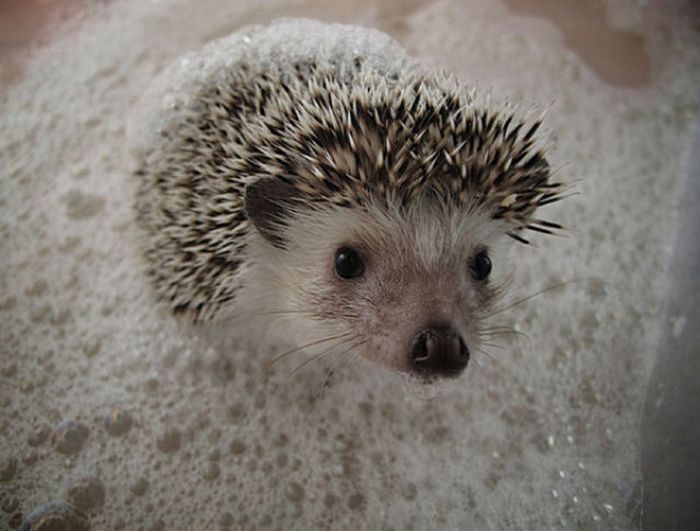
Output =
[
  {"x1": 335, "y1": 246, "x2": 365, "y2": 280},
  {"x1": 470, "y1": 251, "x2": 492, "y2": 281}
]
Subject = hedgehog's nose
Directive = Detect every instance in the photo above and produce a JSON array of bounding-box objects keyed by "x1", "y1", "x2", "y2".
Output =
[{"x1": 409, "y1": 324, "x2": 469, "y2": 378}]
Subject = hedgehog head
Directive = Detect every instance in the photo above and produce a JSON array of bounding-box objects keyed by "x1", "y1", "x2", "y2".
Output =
[{"x1": 238, "y1": 72, "x2": 563, "y2": 380}]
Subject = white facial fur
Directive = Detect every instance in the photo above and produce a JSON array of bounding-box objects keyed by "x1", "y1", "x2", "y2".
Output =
[{"x1": 233, "y1": 199, "x2": 514, "y2": 376}]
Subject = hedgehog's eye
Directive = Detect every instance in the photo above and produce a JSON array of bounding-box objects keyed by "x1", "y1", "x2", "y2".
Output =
[
  {"x1": 470, "y1": 251, "x2": 492, "y2": 281},
  {"x1": 335, "y1": 246, "x2": 365, "y2": 280}
]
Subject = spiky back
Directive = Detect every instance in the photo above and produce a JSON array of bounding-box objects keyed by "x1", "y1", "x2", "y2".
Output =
[
  {"x1": 238, "y1": 69, "x2": 562, "y2": 238},
  {"x1": 134, "y1": 22, "x2": 563, "y2": 321}
]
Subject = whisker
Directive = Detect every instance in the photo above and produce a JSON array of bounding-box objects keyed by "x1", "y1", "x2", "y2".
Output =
[
  {"x1": 264, "y1": 331, "x2": 353, "y2": 369},
  {"x1": 490, "y1": 271, "x2": 515, "y2": 301},
  {"x1": 313, "y1": 339, "x2": 366, "y2": 400},
  {"x1": 480, "y1": 324, "x2": 521, "y2": 333},
  {"x1": 478, "y1": 341, "x2": 507, "y2": 351},
  {"x1": 485, "y1": 278, "x2": 605, "y2": 318},
  {"x1": 475, "y1": 346, "x2": 498, "y2": 364},
  {"x1": 215, "y1": 308, "x2": 317, "y2": 326},
  {"x1": 470, "y1": 353, "x2": 486, "y2": 381},
  {"x1": 284, "y1": 335, "x2": 360, "y2": 382},
  {"x1": 480, "y1": 329, "x2": 529, "y2": 342},
  {"x1": 256, "y1": 336, "x2": 357, "y2": 420},
  {"x1": 480, "y1": 327, "x2": 533, "y2": 353}
]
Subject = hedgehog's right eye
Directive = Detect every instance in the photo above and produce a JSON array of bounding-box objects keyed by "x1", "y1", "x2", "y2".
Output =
[{"x1": 334, "y1": 247, "x2": 365, "y2": 280}]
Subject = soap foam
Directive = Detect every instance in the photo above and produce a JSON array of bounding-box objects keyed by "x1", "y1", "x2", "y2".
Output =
[{"x1": 1, "y1": 0, "x2": 699, "y2": 529}]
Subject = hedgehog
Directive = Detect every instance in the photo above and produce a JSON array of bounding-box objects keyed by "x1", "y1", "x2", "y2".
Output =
[{"x1": 132, "y1": 19, "x2": 564, "y2": 380}]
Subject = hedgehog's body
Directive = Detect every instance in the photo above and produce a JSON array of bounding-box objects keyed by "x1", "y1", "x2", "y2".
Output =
[{"x1": 134, "y1": 20, "x2": 562, "y2": 379}]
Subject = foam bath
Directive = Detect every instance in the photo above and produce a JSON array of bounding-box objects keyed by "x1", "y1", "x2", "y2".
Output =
[{"x1": 0, "y1": 1, "x2": 698, "y2": 529}]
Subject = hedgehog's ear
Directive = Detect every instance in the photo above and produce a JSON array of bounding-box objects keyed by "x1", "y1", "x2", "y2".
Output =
[{"x1": 244, "y1": 177, "x2": 301, "y2": 248}]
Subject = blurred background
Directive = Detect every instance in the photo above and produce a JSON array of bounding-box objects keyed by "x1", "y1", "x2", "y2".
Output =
[{"x1": 0, "y1": 0, "x2": 670, "y2": 89}]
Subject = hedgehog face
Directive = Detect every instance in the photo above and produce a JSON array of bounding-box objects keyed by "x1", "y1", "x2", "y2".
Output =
[{"x1": 244, "y1": 193, "x2": 511, "y2": 380}]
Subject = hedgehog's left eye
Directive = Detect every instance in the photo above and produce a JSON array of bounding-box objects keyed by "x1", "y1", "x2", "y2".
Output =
[
  {"x1": 470, "y1": 251, "x2": 492, "y2": 281},
  {"x1": 335, "y1": 246, "x2": 365, "y2": 280}
]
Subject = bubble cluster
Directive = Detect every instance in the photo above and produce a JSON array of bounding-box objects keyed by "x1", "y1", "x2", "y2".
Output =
[
  {"x1": 0, "y1": 457, "x2": 18, "y2": 483},
  {"x1": 19, "y1": 502, "x2": 89, "y2": 531},
  {"x1": 103, "y1": 408, "x2": 133, "y2": 437},
  {"x1": 0, "y1": 0, "x2": 698, "y2": 529},
  {"x1": 65, "y1": 477, "x2": 106, "y2": 513},
  {"x1": 50, "y1": 421, "x2": 89, "y2": 456}
]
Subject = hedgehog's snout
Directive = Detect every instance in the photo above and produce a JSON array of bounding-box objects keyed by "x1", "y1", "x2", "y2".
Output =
[{"x1": 408, "y1": 323, "x2": 469, "y2": 378}]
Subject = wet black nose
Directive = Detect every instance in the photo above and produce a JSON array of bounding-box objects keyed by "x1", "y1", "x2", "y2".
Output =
[{"x1": 409, "y1": 325, "x2": 469, "y2": 377}]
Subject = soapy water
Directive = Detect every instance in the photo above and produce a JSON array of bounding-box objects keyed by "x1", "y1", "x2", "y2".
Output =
[{"x1": 1, "y1": 0, "x2": 699, "y2": 529}]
